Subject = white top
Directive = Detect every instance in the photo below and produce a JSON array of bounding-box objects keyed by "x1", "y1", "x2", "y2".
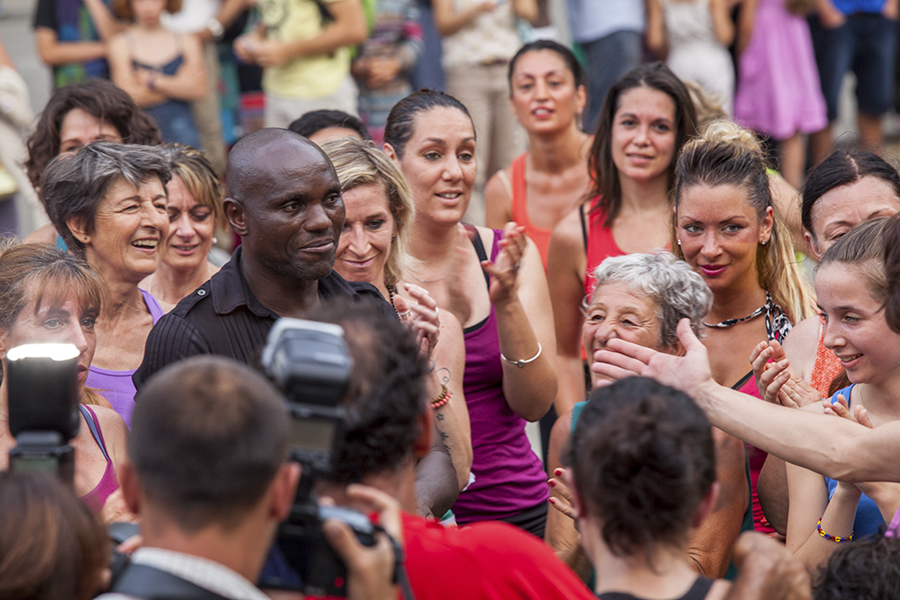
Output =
[
  {"x1": 441, "y1": 0, "x2": 522, "y2": 68},
  {"x1": 565, "y1": 0, "x2": 644, "y2": 43},
  {"x1": 96, "y1": 547, "x2": 272, "y2": 600}
]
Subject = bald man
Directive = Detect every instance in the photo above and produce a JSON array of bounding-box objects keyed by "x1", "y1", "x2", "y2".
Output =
[{"x1": 134, "y1": 128, "x2": 391, "y2": 387}]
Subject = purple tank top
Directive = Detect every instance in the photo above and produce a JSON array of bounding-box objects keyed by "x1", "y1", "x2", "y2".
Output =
[
  {"x1": 79, "y1": 405, "x2": 120, "y2": 515},
  {"x1": 452, "y1": 229, "x2": 549, "y2": 524},
  {"x1": 87, "y1": 289, "x2": 164, "y2": 428}
]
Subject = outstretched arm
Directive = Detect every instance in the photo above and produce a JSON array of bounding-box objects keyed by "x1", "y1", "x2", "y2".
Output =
[{"x1": 592, "y1": 319, "x2": 900, "y2": 483}]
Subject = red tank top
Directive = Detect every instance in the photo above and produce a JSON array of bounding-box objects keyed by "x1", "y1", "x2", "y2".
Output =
[
  {"x1": 810, "y1": 316, "x2": 843, "y2": 398},
  {"x1": 582, "y1": 198, "x2": 625, "y2": 297},
  {"x1": 509, "y1": 153, "x2": 553, "y2": 270}
]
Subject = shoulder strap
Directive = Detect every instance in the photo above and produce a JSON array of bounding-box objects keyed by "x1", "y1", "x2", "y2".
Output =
[
  {"x1": 578, "y1": 203, "x2": 588, "y2": 254},
  {"x1": 79, "y1": 405, "x2": 110, "y2": 462},
  {"x1": 111, "y1": 562, "x2": 233, "y2": 600},
  {"x1": 683, "y1": 576, "x2": 715, "y2": 600},
  {"x1": 465, "y1": 225, "x2": 491, "y2": 291}
]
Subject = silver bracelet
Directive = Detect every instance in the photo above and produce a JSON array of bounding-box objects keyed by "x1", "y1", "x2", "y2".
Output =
[{"x1": 500, "y1": 343, "x2": 542, "y2": 368}]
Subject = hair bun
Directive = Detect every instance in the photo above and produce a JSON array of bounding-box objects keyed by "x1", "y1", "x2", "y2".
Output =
[{"x1": 698, "y1": 119, "x2": 763, "y2": 157}]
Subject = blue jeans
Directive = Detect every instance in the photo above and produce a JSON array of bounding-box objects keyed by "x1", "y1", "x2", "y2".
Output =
[
  {"x1": 809, "y1": 12, "x2": 898, "y2": 120},
  {"x1": 581, "y1": 29, "x2": 643, "y2": 133}
]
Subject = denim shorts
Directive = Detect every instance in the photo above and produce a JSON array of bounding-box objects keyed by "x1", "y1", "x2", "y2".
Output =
[{"x1": 809, "y1": 12, "x2": 898, "y2": 119}]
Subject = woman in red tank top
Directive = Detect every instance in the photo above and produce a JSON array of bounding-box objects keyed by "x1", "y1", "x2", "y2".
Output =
[
  {"x1": 484, "y1": 40, "x2": 592, "y2": 270},
  {"x1": 547, "y1": 63, "x2": 698, "y2": 416}
]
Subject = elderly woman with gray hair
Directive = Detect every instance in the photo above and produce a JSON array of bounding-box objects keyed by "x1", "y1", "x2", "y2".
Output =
[
  {"x1": 545, "y1": 252, "x2": 752, "y2": 581},
  {"x1": 42, "y1": 141, "x2": 170, "y2": 427}
]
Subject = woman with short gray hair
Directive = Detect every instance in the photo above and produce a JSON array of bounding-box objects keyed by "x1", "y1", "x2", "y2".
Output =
[
  {"x1": 546, "y1": 251, "x2": 751, "y2": 581},
  {"x1": 41, "y1": 141, "x2": 170, "y2": 426}
]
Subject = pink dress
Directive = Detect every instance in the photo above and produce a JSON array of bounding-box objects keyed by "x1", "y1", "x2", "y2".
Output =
[{"x1": 734, "y1": 0, "x2": 827, "y2": 140}]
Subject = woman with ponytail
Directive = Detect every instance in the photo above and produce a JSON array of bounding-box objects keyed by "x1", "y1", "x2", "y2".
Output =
[{"x1": 671, "y1": 119, "x2": 815, "y2": 533}]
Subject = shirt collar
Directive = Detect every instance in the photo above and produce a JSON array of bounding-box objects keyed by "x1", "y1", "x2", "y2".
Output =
[
  {"x1": 210, "y1": 246, "x2": 360, "y2": 317},
  {"x1": 130, "y1": 547, "x2": 271, "y2": 600}
]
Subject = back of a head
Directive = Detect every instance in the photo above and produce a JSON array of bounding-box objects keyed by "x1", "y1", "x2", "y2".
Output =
[
  {"x1": 307, "y1": 299, "x2": 427, "y2": 484},
  {"x1": 0, "y1": 471, "x2": 108, "y2": 600},
  {"x1": 288, "y1": 110, "x2": 372, "y2": 141},
  {"x1": 130, "y1": 356, "x2": 289, "y2": 532},
  {"x1": 813, "y1": 533, "x2": 900, "y2": 600},
  {"x1": 567, "y1": 377, "x2": 715, "y2": 558},
  {"x1": 801, "y1": 151, "x2": 900, "y2": 236}
]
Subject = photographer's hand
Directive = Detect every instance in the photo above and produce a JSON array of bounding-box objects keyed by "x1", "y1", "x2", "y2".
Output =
[{"x1": 323, "y1": 484, "x2": 403, "y2": 600}]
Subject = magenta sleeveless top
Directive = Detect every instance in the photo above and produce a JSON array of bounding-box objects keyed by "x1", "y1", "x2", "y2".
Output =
[
  {"x1": 87, "y1": 289, "x2": 164, "y2": 428},
  {"x1": 79, "y1": 404, "x2": 120, "y2": 514},
  {"x1": 451, "y1": 229, "x2": 549, "y2": 524}
]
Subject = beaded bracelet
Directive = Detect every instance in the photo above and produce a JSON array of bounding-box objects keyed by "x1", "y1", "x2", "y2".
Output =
[
  {"x1": 817, "y1": 518, "x2": 853, "y2": 543},
  {"x1": 431, "y1": 385, "x2": 451, "y2": 409}
]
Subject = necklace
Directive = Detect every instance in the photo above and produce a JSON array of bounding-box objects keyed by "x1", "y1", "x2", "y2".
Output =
[
  {"x1": 702, "y1": 296, "x2": 769, "y2": 329},
  {"x1": 386, "y1": 284, "x2": 399, "y2": 316},
  {"x1": 410, "y1": 271, "x2": 447, "y2": 284}
]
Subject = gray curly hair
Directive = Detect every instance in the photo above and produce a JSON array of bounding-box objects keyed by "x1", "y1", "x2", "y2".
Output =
[{"x1": 589, "y1": 252, "x2": 712, "y2": 349}]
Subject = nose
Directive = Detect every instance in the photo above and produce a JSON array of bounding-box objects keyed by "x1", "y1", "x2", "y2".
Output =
[
  {"x1": 535, "y1": 79, "x2": 549, "y2": 100},
  {"x1": 442, "y1": 155, "x2": 464, "y2": 182},
  {"x1": 591, "y1": 319, "x2": 617, "y2": 347},
  {"x1": 634, "y1": 124, "x2": 650, "y2": 145},
  {"x1": 304, "y1": 201, "x2": 333, "y2": 233},
  {"x1": 66, "y1": 322, "x2": 91, "y2": 355},
  {"x1": 700, "y1": 231, "x2": 721, "y2": 259},
  {"x1": 822, "y1": 318, "x2": 842, "y2": 351},
  {"x1": 346, "y1": 224, "x2": 368, "y2": 255},
  {"x1": 171, "y1": 212, "x2": 195, "y2": 240}
]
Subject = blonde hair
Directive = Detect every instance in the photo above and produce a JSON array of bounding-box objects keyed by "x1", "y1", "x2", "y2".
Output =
[
  {"x1": 320, "y1": 137, "x2": 415, "y2": 287},
  {"x1": 672, "y1": 120, "x2": 815, "y2": 323}
]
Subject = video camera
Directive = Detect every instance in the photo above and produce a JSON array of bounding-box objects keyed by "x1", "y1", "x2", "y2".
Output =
[
  {"x1": 258, "y1": 318, "x2": 378, "y2": 597},
  {"x1": 6, "y1": 343, "x2": 81, "y2": 485}
]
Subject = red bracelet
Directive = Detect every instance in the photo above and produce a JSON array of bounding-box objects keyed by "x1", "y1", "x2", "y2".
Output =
[
  {"x1": 817, "y1": 517, "x2": 853, "y2": 543},
  {"x1": 431, "y1": 385, "x2": 451, "y2": 409}
]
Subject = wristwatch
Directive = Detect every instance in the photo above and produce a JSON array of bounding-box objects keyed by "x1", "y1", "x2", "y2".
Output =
[{"x1": 206, "y1": 17, "x2": 225, "y2": 41}]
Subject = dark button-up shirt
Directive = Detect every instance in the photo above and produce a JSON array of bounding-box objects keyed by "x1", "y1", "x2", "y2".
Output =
[{"x1": 134, "y1": 246, "x2": 390, "y2": 388}]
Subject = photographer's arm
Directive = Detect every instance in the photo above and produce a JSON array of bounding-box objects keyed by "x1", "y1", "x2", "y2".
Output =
[{"x1": 324, "y1": 485, "x2": 403, "y2": 600}]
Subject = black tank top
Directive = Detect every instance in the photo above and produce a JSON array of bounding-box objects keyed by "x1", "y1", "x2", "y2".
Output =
[{"x1": 597, "y1": 577, "x2": 715, "y2": 600}]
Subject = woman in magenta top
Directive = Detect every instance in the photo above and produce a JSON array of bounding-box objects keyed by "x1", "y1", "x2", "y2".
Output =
[
  {"x1": 385, "y1": 90, "x2": 557, "y2": 537},
  {"x1": 42, "y1": 141, "x2": 171, "y2": 427},
  {"x1": 0, "y1": 243, "x2": 131, "y2": 522}
]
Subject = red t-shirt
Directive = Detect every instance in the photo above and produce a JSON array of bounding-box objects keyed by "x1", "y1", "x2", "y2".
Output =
[{"x1": 401, "y1": 513, "x2": 595, "y2": 600}]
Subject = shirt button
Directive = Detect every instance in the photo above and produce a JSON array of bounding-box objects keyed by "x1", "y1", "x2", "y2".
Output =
[{"x1": 197, "y1": 289, "x2": 207, "y2": 296}]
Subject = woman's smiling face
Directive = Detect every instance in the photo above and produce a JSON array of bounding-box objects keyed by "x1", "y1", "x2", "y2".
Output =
[{"x1": 610, "y1": 85, "x2": 677, "y2": 185}]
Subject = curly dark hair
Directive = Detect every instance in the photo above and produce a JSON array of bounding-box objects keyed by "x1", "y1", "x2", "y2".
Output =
[
  {"x1": 813, "y1": 533, "x2": 900, "y2": 600},
  {"x1": 309, "y1": 298, "x2": 427, "y2": 484},
  {"x1": 25, "y1": 79, "x2": 161, "y2": 192},
  {"x1": 565, "y1": 377, "x2": 715, "y2": 559}
]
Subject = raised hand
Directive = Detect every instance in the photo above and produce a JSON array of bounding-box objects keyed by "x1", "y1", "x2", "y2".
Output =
[
  {"x1": 393, "y1": 283, "x2": 441, "y2": 359},
  {"x1": 482, "y1": 222, "x2": 527, "y2": 307}
]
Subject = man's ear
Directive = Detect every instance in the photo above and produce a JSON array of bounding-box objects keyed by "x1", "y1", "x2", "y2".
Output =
[
  {"x1": 223, "y1": 198, "x2": 248, "y2": 237},
  {"x1": 66, "y1": 217, "x2": 90, "y2": 246},
  {"x1": 413, "y1": 409, "x2": 433, "y2": 459},
  {"x1": 383, "y1": 143, "x2": 398, "y2": 162},
  {"x1": 118, "y1": 461, "x2": 142, "y2": 517},
  {"x1": 270, "y1": 462, "x2": 302, "y2": 521}
]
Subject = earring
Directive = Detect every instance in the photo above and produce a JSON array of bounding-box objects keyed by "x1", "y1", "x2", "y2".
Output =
[
  {"x1": 677, "y1": 239, "x2": 681, "y2": 246},
  {"x1": 391, "y1": 234, "x2": 396, "y2": 242},
  {"x1": 576, "y1": 110, "x2": 584, "y2": 132},
  {"x1": 761, "y1": 238, "x2": 768, "y2": 246},
  {"x1": 212, "y1": 237, "x2": 218, "y2": 244}
]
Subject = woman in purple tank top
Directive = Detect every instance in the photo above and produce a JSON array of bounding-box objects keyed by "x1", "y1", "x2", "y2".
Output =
[
  {"x1": 0, "y1": 243, "x2": 132, "y2": 522},
  {"x1": 385, "y1": 90, "x2": 558, "y2": 537},
  {"x1": 42, "y1": 142, "x2": 171, "y2": 427}
]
